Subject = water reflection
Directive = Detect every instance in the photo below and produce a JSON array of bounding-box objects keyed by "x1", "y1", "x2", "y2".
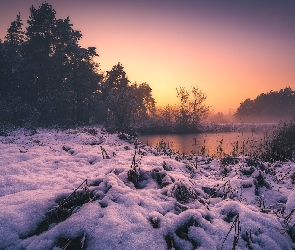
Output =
[{"x1": 138, "y1": 132, "x2": 267, "y2": 157}]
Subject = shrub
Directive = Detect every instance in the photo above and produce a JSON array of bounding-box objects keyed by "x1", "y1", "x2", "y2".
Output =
[{"x1": 261, "y1": 119, "x2": 295, "y2": 162}]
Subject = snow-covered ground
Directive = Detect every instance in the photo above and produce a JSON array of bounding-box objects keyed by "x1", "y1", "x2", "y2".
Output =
[{"x1": 1, "y1": 127, "x2": 295, "y2": 250}]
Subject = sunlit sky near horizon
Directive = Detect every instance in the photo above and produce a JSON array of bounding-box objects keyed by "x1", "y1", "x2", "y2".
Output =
[{"x1": 1, "y1": 0, "x2": 295, "y2": 113}]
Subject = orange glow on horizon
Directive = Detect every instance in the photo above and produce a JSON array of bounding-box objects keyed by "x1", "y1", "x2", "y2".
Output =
[{"x1": 1, "y1": 1, "x2": 295, "y2": 114}]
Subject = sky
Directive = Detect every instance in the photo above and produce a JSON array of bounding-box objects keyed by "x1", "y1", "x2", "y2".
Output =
[{"x1": 1, "y1": 0, "x2": 295, "y2": 113}]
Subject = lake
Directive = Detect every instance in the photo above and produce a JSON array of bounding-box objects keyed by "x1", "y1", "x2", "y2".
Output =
[{"x1": 138, "y1": 131, "x2": 270, "y2": 157}]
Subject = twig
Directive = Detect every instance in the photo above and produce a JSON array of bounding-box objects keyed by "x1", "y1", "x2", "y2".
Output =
[{"x1": 221, "y1": 213, "x2": 241, "y2": 250}]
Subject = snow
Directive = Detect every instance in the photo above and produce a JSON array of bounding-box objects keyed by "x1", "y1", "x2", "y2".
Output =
[{"x1": 0, "y1": 127, "x2": 295, "y2": 249}]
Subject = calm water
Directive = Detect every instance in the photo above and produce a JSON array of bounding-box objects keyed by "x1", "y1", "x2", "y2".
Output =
[{"x1": 138, "y1": 132, "x2": 269, "y2": 156}]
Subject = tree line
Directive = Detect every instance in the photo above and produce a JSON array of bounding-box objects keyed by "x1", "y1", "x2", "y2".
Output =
[
  {"x1": 235, "y1": 87, "x2": 295, "y2": 121},
  {"x1": 0, "y1": 2, "x2": 209, "y2": 134},
  {"x1": 0, "y1": 3, "x2": 156, "y2": 131}
]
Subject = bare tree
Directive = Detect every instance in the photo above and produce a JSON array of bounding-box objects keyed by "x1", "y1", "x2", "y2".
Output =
[{"x1": 175, "y1": 86, "x2": 209, "y2": 132}]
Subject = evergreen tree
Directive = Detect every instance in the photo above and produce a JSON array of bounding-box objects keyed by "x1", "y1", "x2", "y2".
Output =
[
  {"x1": 99, "y1": 63, "x2": 155, "y2": 132},
  {"x1": 3, "y1": 13, "x2": 25, "y2": 97},
  {"x1": 71, "y1": 46, "x2": 100, "y2": 124},
  {"x1": 22, "y1": 2, "x2": 57, "y2": 107},
  {"x1": 21, "y1": 3, "x2": 100, "y2": 125},
  {"x1": 0, "y1": 40, "x2": 11, "y2": 98},
  {"x1": 132, "y1": 82, "x2": 156, "y2": 118},
  {"x1": 4, "y1": 13, "x2": 25, "y2": 52}
]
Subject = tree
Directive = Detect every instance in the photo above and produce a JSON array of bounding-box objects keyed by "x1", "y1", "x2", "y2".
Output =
[
  {"x1": 98, "y1": 63, "x2": 155, "y2": 132},
  {"x1": 0, "y1": 40, "x2": 10, "y2": 98},
  {"x1": 155, "y1": 105, "x2": 176, "y2": 133},
  {"x1": 98, "y1": 63, "x2": 130, "y2": 127},
  {"x1": 104, "y1": 63, "x2": 139, "y2": 131},
  {"x1": 175, "y1": 86, "x2": 209, "y2": 132},
  {"x1": 22, "y1": 2, "x2": 57, "y2": 106},
  {"x1": 0, "y1": 14, "x2": 39, "y2": 127},
  {"x1": 3, "y1": 13, "x2": 25, "y2": 97},
  {"x1": 236, "y1": 98, "x2": 254, "y2": 117},
  {"x1": 71, "y1": 46, "x2": 101, "y2": 124},
  {"x1": 20, "y1": 3, "x2": 100, "y2": 125},
  {"x1": 235, "y1": 87, "x2": 295, "y2": 121},
  {"x1": 4, "y1": 13, "x2": 25, "y2": 52},
  {"x1": 50, "y1": 18, "x2": 100, "y2": 124},
  {"x1": 131, "y1": 82, "x2": 156, "y2": 120}
]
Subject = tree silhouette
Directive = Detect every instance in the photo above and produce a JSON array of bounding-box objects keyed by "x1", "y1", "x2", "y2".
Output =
[
  {"x1": 20, "y1": 2, "x2": 100, "y2": 125},
  {"x1": 175, "y1": 86, "x2": 209, "y2": 132},
  {"x1": 98, "y1": 63, "x2": 155, "y2": 132},
  {"x1": 2, "y1": 13, "x2": 25, "y2": 97},
  {"x1": 236, "y1": 87, "x2": 295, "y2": 121},
  {"x1": 0, "y1": 2, "x2": 156, "y2": 131}
]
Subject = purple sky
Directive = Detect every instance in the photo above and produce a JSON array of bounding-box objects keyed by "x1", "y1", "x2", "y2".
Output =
[{"x1": 1, "y1": 0, "x2": 295, "y2": 113}]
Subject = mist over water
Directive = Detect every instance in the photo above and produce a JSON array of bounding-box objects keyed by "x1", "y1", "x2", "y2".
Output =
[{"x1": 235, "y1": 115, "x2": 293, "y2": 124}]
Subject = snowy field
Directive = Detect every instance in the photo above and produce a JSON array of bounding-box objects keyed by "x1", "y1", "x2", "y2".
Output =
[{"x1": 1, "y1": 127, "x2": 295, "y2": 250}]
